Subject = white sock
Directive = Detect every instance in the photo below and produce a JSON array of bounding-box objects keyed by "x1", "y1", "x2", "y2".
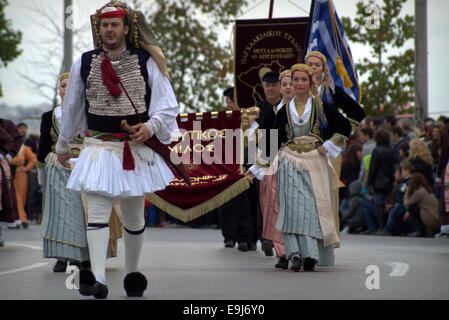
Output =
[
  {"x1": 124, "y1": 229, "x2": 145, "y2": 274},
  {"x1": 87, "y1": 226, "x2": 110, "y2": 284}
]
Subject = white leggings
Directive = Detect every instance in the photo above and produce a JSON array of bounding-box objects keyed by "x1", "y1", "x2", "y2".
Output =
[
  {"x1": 85, "y1": 193, "x2": 145, "y2": 232},
  {"x1": 84, "y1": 193, "x2": 146, "y2": 282}
]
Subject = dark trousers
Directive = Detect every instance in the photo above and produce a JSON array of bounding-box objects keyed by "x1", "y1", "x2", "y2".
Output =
[{"x1": 218, "y1": 190, "x2": 253, "y2": 244}]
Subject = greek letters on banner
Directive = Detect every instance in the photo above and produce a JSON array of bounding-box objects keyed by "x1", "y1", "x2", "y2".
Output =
[
  {"x1": 234, "y1": 17, "x2": 309, "y2": 109},
  {"x1": 147, "y1": 110, "x2": 251, "y2": 222}
]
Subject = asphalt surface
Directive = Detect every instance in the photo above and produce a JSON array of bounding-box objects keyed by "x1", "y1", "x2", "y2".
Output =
[{"x1": 1, "y1": 224, "x2": 448, "y2": 301}]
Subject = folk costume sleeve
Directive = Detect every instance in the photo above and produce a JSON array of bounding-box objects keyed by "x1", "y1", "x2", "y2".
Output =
[
  {"x1": 322, "y1": 102, "x2": 352, "y2": 158},
  {"x1": 145, "y1": 57, "x2": 180, "y2": 145},
  {"x1": 332, "y1": 85, "x2": 365, "y2": 129},
  {"x1": 55, "y1": 58, "x2": 87, "y2": 155}
]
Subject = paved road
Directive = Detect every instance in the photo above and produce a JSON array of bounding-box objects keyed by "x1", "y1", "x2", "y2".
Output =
[{"x1": 1, "y1": 224, "x2": 448, "y2": 301}]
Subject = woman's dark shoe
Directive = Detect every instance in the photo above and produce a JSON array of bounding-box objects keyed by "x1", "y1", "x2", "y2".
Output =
[
  {"x1": 261, "y1": 240, "x2": 274, "y2": 256},
  {"x1": 303, "y1": 257, "x2": 316, "y2": 272},
  {"x1": 53, "y1": 260, "x2": 67, "y2": 272},
  {"x1": 275, "y1": 257, "x2": 289, "y2": 270},
  {"x1": 79, "y1": 269, "x2": 108, "y2": 299},
  {"x1": 290, "y1": 256, "x2": 301, "y2": 272},
  {"x1": 124, "y1": 272, "x2": 148, "y2": 297}
]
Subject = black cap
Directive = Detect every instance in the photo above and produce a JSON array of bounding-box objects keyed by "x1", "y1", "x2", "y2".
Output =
[
  {"x1": 223, "y1": 87, "x2": 234, "y2": 101},
  {"x1": 262, "y1": 71, "x2": 280, "y2": 83},
  {"x1": 16, "y1": 122, "x2": 28, "y2": 128}
]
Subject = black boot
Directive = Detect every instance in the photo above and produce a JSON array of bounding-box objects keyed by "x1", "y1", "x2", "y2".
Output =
[
  {"x1": 78, "y1": 269, "x2": 108, "y2": 299},
  {"x1": 224, "y1": 239, "x2": 235, "y2": 248},
  {"x1": 124, "y1": 272, "x2": 148, "y2": 297},
  {"x1": 237, "y1": 242, "x2": 249, "y2": 252},
  {"x1": 303, "y1": 257, "x2": 316, "y2": 272},
  {"x1": 53, "y1": 260, "x2": 67, "y2": 272},
  {"x1": 275, "y1": 257, "x2": 289, "y2": 270},
  {"x1": 261, "y1": 240, "x2": 274, "y2": 256}
]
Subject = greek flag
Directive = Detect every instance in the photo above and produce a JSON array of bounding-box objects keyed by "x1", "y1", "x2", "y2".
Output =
[{"x1": 307, "y1": 0, "x2": 362, "y2": 103}]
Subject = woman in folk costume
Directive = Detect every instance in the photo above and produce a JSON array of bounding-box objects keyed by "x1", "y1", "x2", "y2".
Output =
[
  {"x1": 305, "y1": 51, "x2": 365, "y2": 241},
  {"x1": 259, "y1": 70, "x2": 294, "y2": 269},
  {"x1": 251, "y1": 64, "x2": 351, "y2": 271},
  {"x1": 0, "y1": 119, "x2": 23, "y2": 246},
  {"x1": 37, "y1": 73, "x2": 91, "y2": 272},
  {"x1": 55, "y1": 2, "x2": 179, "y2": 298},
  {"x1": 9, "y1": 136, "x2": 37, "y2": 228}
]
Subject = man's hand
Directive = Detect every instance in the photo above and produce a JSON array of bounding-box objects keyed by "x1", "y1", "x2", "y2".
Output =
[
  {"x1": 130, "y1": 123, "x2": 151, "y2": 143},
  {"x1": 57, "y1": 152, "x2": 72, "y2": 168}
]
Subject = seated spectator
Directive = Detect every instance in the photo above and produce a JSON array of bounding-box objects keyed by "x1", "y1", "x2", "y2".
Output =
[
  {"x1": 341, "y1": 180, "x2": 377, "y2": 235},
  {"x1": 404, "y1": 172, "x2": 440, "y2": 237},
  {"x1": 408, "y1": 138, "x2": 435, "y2": 190},
  {"x1": 378, "y1": 162, "x2": 414, "y2": 236}
]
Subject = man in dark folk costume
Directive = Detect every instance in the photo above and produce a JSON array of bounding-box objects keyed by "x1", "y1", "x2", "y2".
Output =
[{"x1": 56, "y1": 2, "x2": 179, "y2": 298}]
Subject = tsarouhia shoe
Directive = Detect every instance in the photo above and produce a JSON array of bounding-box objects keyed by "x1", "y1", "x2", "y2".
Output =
[
  {"x1": 79, "y1": 269, "x2": 108, "y2": 299},
  {"x1": 124, "y1": 272, "x2": 148, "y2": 297}
]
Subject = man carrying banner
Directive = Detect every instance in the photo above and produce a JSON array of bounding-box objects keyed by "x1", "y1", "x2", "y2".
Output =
[
  {"x1": 56, "y1": 2, "x2": 179, "y2": 298},
  {"x1": 216, "y1": 87, "x2": 255, "y2": 251}
]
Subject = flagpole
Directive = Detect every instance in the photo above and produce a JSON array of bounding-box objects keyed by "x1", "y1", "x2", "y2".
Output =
[{"x1": 268, "y1": 0, "x2": 274, "y2": 19}]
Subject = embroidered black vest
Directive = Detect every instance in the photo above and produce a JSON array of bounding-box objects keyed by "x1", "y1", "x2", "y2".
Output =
[{"x1": 80, "y1": 47, "x2": 151, "y2": 133}]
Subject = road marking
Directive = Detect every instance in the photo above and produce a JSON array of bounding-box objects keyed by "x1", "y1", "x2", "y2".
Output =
[
  {"x1": 6, "y1": 242, "x2": 42, "y2": 250},
  {"x1": 387, "y1": 262, "x2": 410, "y2": 277},
  {"x1": 0, "y1": 262, "x2": 48, "y2": 276}
]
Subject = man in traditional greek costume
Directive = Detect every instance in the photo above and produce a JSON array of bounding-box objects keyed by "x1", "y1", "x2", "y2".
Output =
[{"x1": 56, "y1": 2, "x2": 179, "y2": 298}]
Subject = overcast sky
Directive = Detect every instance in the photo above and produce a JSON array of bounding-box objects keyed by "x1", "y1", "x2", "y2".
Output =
[{"x1": 1, "y1": 0, "x2": 448, "y2": 118}]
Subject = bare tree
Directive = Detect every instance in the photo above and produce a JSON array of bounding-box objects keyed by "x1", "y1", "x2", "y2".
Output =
[{"x1": 18, "y1": 0, "x2": 91, "y2": 109}]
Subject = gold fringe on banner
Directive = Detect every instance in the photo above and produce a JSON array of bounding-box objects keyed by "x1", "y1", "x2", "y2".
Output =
[{"x1": 146, "y1": 176, "x2": 252, "y2": 222}]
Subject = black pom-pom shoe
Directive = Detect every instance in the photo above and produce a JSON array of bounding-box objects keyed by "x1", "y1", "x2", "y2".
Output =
[{"x1": 124, "y1": 272, "x2": 148, "y2": 297}]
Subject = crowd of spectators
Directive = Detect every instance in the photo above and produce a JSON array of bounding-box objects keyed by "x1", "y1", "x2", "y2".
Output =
[{"x1": 339, "y1": 114, "x2": 449, "y2": 238}]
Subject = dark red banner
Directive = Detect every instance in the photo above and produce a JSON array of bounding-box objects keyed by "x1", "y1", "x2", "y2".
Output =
[
  {"x1": 147, "y1": 110, "x2": 251, "y2": 222},
  {"x1": 234, "y1": 17, "x2": 309, "y2": 109}
]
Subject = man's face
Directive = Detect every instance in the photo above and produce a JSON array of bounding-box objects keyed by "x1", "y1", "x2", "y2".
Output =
[
  {"x1": 262, "y1": 81, "x2": 281, "y2": 103},
  {"x1": 99, "y1": 17, "x2": 129, "y2": 50},
  {"x1": 17, "y1": 126, "x2": 27, "y2": 137}
]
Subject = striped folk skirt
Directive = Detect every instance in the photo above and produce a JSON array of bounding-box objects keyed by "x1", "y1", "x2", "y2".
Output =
[{"x1": 40, "y1": 154, "x2": 89, "y2": 262}]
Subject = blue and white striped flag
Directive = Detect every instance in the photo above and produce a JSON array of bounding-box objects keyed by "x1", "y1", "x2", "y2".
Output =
[{"x1": 307, "y1": 0, "x2": 362, "y2": 104}]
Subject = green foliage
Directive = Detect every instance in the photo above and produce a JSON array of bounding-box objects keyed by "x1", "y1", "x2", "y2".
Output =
[
  {"x1": 132, "y1": 0, "x2": 248, "y2": 113},
  {"x1": 0, "y1": 0, "x2": 22, "y2": 96},
  {"x1": 340, "y1": 0, "x2": 414, "y2": 116}
]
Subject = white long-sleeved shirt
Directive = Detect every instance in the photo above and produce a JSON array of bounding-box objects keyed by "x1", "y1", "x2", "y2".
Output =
[{"x1": 55, "y1": 53, "x2": 180, "y2": 155}]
